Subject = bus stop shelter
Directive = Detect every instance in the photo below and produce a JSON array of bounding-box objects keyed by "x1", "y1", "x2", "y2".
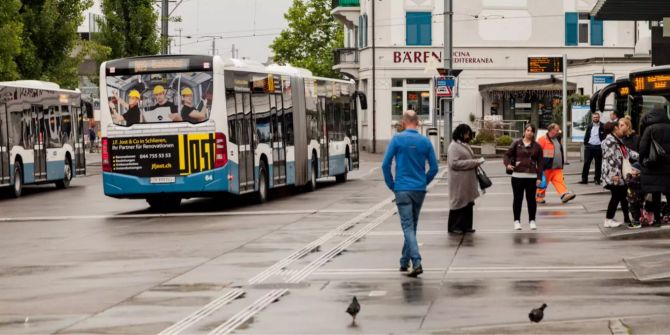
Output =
[{"x1": 591, "y1": 0, "x2": 670, "y2": 20}]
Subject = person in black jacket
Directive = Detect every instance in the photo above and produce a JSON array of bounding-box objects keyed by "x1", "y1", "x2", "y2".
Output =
[
  {"x1": 504, "y1": 124, "x2": 544, "y2": 230},
  {"x1": 638, "y1": 108, "x2": 670, "y2": 226},
  {"x1": 581, "y1": 112, "x2": 606, "y2": 184}
]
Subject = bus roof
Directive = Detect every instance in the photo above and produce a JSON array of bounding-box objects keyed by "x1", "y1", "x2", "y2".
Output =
[
  {"x1": 0, "y1": 80, "x2": 79, "y2": 94},
  {"x1": 630, "y1": 65, "x2": 670, "y2": 76}
]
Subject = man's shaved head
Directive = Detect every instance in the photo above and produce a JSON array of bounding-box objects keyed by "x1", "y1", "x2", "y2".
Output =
[{"x1": 403, "y1": 110, "x2": 419, "y2": 127}]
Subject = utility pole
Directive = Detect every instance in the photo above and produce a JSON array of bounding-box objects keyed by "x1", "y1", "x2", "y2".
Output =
[
  {"x1": 177, "y1": 28, "x2": 183, "y2": 54},
  {"x1": 562, "y1": 53, "x2": 568, "y2": 163},
  {"x1": 442, "y1": 0, "x2": 453, "y2": 153},
  {"x1": 371, "y1": 0, "x2": 376, "y2": 153},
  {"x1": 161, "y1": 0, "x2": 169, "y2": 54},
  {"x1": 201, "y1": 36, "x2": 222, "y2": 56}
]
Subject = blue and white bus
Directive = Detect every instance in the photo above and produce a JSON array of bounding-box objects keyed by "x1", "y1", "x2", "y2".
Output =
[
  {"x1": 99, "y1": 55, "x2": 365, "y2": 209},
  {"x1": 0, "y1": 81, "x2": 86, "y2": 197}
]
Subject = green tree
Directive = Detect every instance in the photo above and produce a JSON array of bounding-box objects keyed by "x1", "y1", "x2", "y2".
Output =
[
  {"x1": 17, "y1": 0, "x2": 93, "y2": 89},
  {"x1": 96, "y1": 0, "x2": 160, "y2": 59},
  {"x1": 271, "y1": 0, "x2": 343, "y2": 78},
  {"x1": 0, "y1": 0, "x2": 22, "y2": 81}
]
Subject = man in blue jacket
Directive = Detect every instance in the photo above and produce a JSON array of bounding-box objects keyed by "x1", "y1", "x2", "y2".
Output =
[{"x1": 382, "y1": 110, "x2": 439, "y2": 278}]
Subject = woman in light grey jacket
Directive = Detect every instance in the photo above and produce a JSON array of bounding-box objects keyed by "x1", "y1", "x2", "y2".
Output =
[{"x1": 447, "y1": 124, "x2": 485, "y2": 234}]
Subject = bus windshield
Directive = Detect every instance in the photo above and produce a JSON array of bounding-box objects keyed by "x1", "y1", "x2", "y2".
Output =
[{"x1": 105, "y1": 71, "x2": 213, "y2": 126}]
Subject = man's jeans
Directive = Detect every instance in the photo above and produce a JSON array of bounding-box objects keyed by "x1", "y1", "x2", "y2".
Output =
[{"x1": 395, "y1": 191, "x2": 426, "y2": 268}]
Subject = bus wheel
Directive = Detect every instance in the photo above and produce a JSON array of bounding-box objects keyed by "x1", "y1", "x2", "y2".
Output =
[
  {"x1": 306, "y1": 156, "x2": 317, "y2": 192},
  {"x1": 336, "y1": 157, "x2": 349, "y2": 183},
  {"x1": 11, "y1": 163, "x2": 23, "y2": 198},
  {"x1": 256, "y1": 163, "x2": 269, "y2": 203},
  {"x1": 55, "y1": 157, "x2": 72, "y2": 189},
  {"x1": 146, "y1": 196, "x2": 181, "y2": 211}
]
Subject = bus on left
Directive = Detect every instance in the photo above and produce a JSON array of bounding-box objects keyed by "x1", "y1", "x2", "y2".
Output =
[{"x1": 0, "y1": 81, "x2": 86, "y2": 197}]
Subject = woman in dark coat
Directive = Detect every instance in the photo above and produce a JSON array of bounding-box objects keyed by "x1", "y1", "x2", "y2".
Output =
[
  {"x1": 447, "y1": 124, "x2": 484, "y2": 234},
  {"x1": 638, "y1": 108, "x2": 670, "y2": 225},
  {"x1": 504, "y1": 124, "x2": 544, "y2": 231}
]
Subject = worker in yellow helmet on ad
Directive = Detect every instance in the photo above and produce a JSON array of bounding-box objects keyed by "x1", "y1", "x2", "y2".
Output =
[
  {"x1": 112, "y1": 89, "x2": 142, "y2": 126},
  {"x1": 149, "y1": 85, "x2": 179, "y2": 122},
  {"x1": 180, "y1": 87, "x2": 209, "y2": 123}
]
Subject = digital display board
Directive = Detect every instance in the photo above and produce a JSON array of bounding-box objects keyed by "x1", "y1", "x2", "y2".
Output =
[
  {"x1": 528, "y1": 56, "x2": 563, "y2": 73},
  {"x1": 618, "y1": 86, "x2": 630, "y2": 97},
  {"x1": 632, "y1": 73, "x2": 670, "y2": 94},
  {"x1": 106, "y1": 55, "x2": 213, "y2": 76}
]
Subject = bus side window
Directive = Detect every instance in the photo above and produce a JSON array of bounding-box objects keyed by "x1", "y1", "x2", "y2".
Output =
[{"x1": 226, "y1": 91, "x2": 236, "y2": 143}]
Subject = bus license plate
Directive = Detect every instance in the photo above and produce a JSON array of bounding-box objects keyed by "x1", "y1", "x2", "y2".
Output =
[{"x1": 150, "y1": 177, "x2": 176, "y2": 184}]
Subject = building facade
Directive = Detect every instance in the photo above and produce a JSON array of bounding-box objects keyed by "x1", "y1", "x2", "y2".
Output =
[{"x1": 332, "y1": 0, "x2": 652, "y2": 153}]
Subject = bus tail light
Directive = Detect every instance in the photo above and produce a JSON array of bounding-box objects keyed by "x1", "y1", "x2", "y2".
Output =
[
  {"x1": 214, "y1": 132, "x2": 228, "y2": 168},
  {"x1": 101, "y1": 137, "x2": 111, "y2": 172}
]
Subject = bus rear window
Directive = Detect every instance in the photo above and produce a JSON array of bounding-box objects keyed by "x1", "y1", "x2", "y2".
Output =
[{"x1": 105, "y1": 71, "x2": 213, "y2": 126}]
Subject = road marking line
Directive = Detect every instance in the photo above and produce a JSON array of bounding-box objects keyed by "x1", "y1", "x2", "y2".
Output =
[
  {"x1": 368, "y1": 290, "x2": 387, "y2": 297},
  {"x1": 0, "y1": 209, "x2": 368, "y2": 222},
  {"x1": 363, "y1": 229, "x2": 600, "y2": 236},
  {"x1": 158, "y1": 288, "x2": 245, "y2": 335},
  {"x1": 310, "y1": 265, "x2": 628, "y2": 276},
  {"x1": 422, "y1": 205, "x2": 584, "y2": 212}
]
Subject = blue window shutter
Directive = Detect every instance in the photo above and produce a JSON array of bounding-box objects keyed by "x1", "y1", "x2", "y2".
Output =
[
  {"x1": 357, "y1": 16, "x2": 362, "y2": 48},
  {"x1": 406, "y1": 12, "x2": 431, "y2": 46},
  {"x1": 363, "y1": 15, "x2": 368, "y2": 47},
  {"x1": 565, "y1": 12, "x2": 578, "y2": 46},
  {"x1": 591, "y1": 17, "x2": 603, "y2": 45}
]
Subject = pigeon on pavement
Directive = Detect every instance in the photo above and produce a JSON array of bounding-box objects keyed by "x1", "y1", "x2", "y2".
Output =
[
  {"x1": 346, "y1": 296, "x2": 360, "y2": 325},
  {"x1": 529, "y1": 303, "x2": 547, "y2": 323}
]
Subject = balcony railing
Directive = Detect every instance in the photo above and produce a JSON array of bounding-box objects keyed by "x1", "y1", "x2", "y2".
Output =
[
  {"x1": 334, "y1": 48, "x2": 359, "y2": 65},
  {"x1": 332, "y1": 0, "x2": 360, "y2": 8}
]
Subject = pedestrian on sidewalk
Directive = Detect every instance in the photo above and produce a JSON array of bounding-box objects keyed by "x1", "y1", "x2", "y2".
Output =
[
  {"x1": 382, "y1": 110, "x2": 438, "y2": 278},
  {"x1": 535, "y1": 123, "x2": 576, "y2": 204},
  {"x1": 88, "y1": 126, "x2": 97, "y2": 153},
  {"x1": 504, "y1": 124, "x2": 544, "y2": 230},
  {"x1": 580, "y1": 112, "x2": 605, "y2": 185},
  {"x1": 447, "y1": 124, "x2": 485, "y2": 235},
  {"x1": 638, "y1": 108, "x2": 670, "y2": 226},
  {"x1": 602, "y1": 118, "x2": 638, "y2": 228}
]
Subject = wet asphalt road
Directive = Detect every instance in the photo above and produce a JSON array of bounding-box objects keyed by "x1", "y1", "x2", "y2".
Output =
[{"x1": 1, "y1": 154, "x2": 670, "y2": 334}]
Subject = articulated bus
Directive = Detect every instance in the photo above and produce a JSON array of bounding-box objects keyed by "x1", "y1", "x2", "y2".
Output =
[
  {"x1": 99, "y1": 55, "x2": 365, "y2": 209},
  {"x1": 0, "y1": 81, "x2": 86, "y2": 197}
]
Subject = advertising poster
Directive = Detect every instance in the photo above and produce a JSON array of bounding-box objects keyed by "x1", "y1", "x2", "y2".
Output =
[
  {"x1": 571, "y1": 105, "x2": 591, "y2": 142},
  {"x1": 109, "y1": 134, "x2": 216, "y2": 178}
]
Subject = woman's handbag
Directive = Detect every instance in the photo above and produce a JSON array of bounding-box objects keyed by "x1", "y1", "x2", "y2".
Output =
[
  {"x1": 476, "y1": 166, "x2": 493, "y2": 190},
  {"x1": 645, "y1": 134, "x2": 666, "y2": 166},
  {"x1": 621, "y1": 144, "x2": 633, "y2": 178},
  {"x1": 622, "y1": 158, "x2": 633, "y2": 178}
]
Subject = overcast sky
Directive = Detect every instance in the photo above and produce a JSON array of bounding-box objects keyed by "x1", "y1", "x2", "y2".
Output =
[{"x1": 80, "y1": 0, "x2": 293, "y2": 62}]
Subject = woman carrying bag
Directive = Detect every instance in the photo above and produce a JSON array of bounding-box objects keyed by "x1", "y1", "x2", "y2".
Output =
[
  {"x1": 601, "y1": 118, "x2": 638, "y2": 228},
  {"x1": 504, "y1": 124, "x2": 544, "y2": 230},
  {"x1": 447, "y1": 124, "x2": 485, "y2": 235}
]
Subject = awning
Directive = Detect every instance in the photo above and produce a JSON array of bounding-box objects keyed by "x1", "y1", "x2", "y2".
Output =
[
  {"x1": 591, "y1": 0, "x2": 670, "y2": 21},
  {"x1": 479, "y1": 78, "x2": 576, "y2": 101}
]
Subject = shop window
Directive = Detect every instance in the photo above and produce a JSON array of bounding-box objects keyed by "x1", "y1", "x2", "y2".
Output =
[
  {"x1": 392, "y1": 79, "x2": 403, "y2": 87},
  {"x1": 406, "y1": 91, "x2": 429, "y2": 119},
  {"x1": 406, "y1": 78, "x2": 430, "y2": 85},
  {"x1": 392, "y1": 91, "x2": 403, "y2": 120},
  {"x1": 406, "y1": 12, "x2": 431, "y2": 46}
]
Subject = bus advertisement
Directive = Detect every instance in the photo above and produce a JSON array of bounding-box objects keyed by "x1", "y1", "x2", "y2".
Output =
[{"x1": 99, "y1": 55, "x2": 364, "y2": 210}]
